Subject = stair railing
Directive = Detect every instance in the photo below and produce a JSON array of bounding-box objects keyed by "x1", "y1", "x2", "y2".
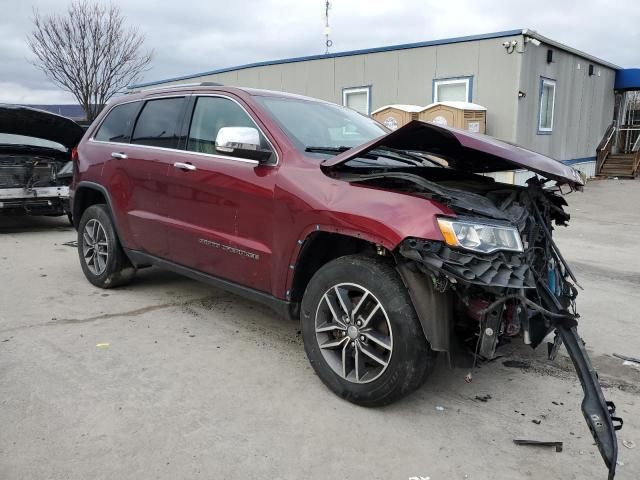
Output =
[
  {"x1": 632, "y1": 134, "x2": 640, "y2": 176},
  {"x1": 596, "y1": 121, "x2": 616, "y2": 175}
]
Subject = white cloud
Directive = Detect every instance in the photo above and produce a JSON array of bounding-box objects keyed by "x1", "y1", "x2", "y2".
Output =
[
  {"x1": 1, "y1": 0, "x2": 638, "y2": 103},
  {"x1": 0, "y1": 82, "x2": 75, "y2": 104}
]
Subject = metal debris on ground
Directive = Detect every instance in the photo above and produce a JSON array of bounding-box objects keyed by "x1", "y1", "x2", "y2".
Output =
[
  {"x1": 513, "y1": 439, "x2": 563, "y2": 452},
  {"x1": 96, "y1": 343, "x2": 110, "y2": 348},
  {"x1": 622, "y1": 440, "x2": 636, "y2": 449},
  {"x1": 532, "y1": 419, "x2": 542, "y2": 425},
  {"x1": 474, "y1": 394, "x2": 492, "y2": 402},
  {"x1": 464, "y1": 372, "x2": 473, "y2": 383},
  {"x1": 435, "y1": 405, "x2": 445, "y2": 412}
]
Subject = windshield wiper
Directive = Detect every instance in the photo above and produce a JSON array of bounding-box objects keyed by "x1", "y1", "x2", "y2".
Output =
[
  {"x1": 305, "y1": 145, "x2": 441, "y2": 168},
  {"x1": 366, "y1": 148, "x2": 425, "y2": 166},
  {"x1": 305, "y1": 146, "x2": 353, "y2": 153}
]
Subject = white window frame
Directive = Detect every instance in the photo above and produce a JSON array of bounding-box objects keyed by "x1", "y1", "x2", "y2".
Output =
[
  {"x1": 538, "y1": 78, "x2": 556, "y2": 133},
  {"x1": 342, "y1": 86, "x2": 371, "y2": 115},
  {"x1": 433, "y1": 77, "x2": 471, "y2": 102}
]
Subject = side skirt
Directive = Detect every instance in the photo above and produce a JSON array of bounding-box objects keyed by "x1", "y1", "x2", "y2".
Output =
[{"x1": 125, "y1": 249, "x2": 296, "y2": 320}]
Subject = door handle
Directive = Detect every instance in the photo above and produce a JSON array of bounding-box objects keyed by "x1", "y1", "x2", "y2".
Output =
[
  {"x1": 111, "y1": 152, "x2": 127, "y2": 160},
  {"x1": 173, "y1": 162, "x2": 197, "y2": 171}
]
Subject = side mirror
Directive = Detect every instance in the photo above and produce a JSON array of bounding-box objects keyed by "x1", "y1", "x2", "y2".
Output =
[{"x1": 215, "y1": 127, "x2": 273, "y2": 162}]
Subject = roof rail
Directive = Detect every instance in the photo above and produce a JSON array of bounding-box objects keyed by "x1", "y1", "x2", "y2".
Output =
[{"x1": 128, "y1": 81, "x2": 224, "y2": 93}]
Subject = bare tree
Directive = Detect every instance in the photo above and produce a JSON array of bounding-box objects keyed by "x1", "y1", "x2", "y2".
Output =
[{"x1": 27, "y1": 1, "x2": 153, "y2": 121}]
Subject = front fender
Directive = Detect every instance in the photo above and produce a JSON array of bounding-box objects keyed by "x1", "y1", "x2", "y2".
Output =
[{"x1": 273, "y1": 171, "x2": 455, "y2": 299}]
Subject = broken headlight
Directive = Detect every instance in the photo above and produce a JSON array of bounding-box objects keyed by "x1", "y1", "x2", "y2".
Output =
[{"x1": 437, "y1": 217, "x2": 523, "y2": 254}]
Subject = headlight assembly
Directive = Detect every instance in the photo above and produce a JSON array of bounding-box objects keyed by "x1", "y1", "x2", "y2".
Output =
[{"x1": 437, "y1": 217, "x2": 523, "y2": 254}]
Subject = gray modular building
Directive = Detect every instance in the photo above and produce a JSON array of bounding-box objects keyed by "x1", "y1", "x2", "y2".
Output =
[{"x1": 131, "y1": 28, "x2": 626, "y2": 176}]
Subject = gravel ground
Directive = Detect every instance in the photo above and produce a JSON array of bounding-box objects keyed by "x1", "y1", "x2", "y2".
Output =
[{"x1": 1, "y1": 178, "x2": 638, "y2": 480}]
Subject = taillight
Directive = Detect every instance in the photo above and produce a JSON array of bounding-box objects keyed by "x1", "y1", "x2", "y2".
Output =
[{"x1": 71, "y1": 146, "x2": 79, "y2": 178}]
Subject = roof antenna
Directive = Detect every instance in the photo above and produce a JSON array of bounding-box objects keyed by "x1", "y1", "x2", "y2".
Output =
[{"x1": 324, "y1": 1, "x2": 332, "y2": 54}]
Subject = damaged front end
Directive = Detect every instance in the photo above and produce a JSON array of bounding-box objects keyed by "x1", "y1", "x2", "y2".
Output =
[
  {"x1": 395, "y1": 178, "x2": 622, "y2": 478},
  {"x1": 323, "y1": 121, "x2": 623, "y2": 478},
  {"x1": 0, "y1": 104, "x2": 83, "y2": 217},
  {"x1": 0, "y1": 151, "x2": 72, "y2": 216}
]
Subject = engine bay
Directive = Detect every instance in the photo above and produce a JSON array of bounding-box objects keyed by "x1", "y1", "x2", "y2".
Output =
[{"x1": 0, "y1": 154, "x2": 66, "y2": 189}]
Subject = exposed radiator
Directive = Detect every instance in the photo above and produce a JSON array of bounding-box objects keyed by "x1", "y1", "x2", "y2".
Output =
[{"x1": 0, "y1": 157, "x2": 57, "y2": 188}]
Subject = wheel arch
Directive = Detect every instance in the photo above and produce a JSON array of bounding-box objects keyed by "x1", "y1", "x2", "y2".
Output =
[
  {"x1": 72, "y1": 181, "x2": 114, "y2": 229},
  {"x1": 287, "y1": 228, "x2": 453, "y2": 354},
  {"x1": 72, "y1": 182, "x2": 130, "y2": 254},
  {"x1": 287, "y1": 229, "x2": 388, "y2": 318}
]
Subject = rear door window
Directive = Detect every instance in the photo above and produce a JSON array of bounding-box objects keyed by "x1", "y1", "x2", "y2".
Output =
[
  {"x1": 131, "y1": 97, "x2": 186, "y2": 149},
  {"x1": 94, "y1": 101, "x2": 141, "y2": 143},
  {"x1": 187, "y1": 96, "x2": 265, "y2": 154}
]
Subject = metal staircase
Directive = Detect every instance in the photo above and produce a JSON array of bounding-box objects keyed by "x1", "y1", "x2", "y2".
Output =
[{"x1": 596, "y1": 91, "x2": 640, "y2": 178}]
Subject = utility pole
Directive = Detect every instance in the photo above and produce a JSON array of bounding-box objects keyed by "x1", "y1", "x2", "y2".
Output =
[{"x1": 324, "y1": 1, "x2": 332, "y2": 54}]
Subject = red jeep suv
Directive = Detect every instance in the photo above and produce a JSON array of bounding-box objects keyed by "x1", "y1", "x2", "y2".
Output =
[{"x1": 71, "y1": 84, "x2": 620, "y2": 476}]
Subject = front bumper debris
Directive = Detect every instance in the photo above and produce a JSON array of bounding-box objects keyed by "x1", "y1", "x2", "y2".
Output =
[
  {"x1": 399, "y1": 238, "x2": 535, "y2": 289},
  {"x1": 558, "y1": 324, "x2": 623, "y2": 479},
  {"x1": 0, "y1": 185, "x2": 69, "y2": 200},
  {"x1": 398, "y1": 240, "x2": 623, "y2": 477},
  {"x1": 0, "y1": 186, "x2": 69, "y2": 215}
]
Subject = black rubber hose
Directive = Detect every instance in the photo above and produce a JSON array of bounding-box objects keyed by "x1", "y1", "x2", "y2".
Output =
[{"x1": 476, "y1": 293, "x2": 577, "y2": 320}]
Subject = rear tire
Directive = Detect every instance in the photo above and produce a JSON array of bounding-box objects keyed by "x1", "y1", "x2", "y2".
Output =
[
  {"x1": 77, "y1": 204, "x2": 136, "y2": 288},
  {"x1": 301, "y1": 254, "x2": 436, "y2": 407}
]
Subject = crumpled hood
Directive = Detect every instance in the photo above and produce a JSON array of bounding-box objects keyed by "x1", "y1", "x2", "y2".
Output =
[
  {"x1": 0, "y1": 104, "x2": 85, "y2": 150},
  {"x1": 321, "y1": 120, "x2": 584, "y2": 188}
]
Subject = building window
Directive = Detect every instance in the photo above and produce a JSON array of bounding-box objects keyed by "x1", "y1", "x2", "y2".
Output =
[
  {"x1": 433, "y1": 77, "x2": 471, "y2": 102},
  {"x1": 342, "y1": 86, "x2": 371, "y2": 115},
  {"x1": 538, "y1": 78, "x2": 556, "y2": 133}
]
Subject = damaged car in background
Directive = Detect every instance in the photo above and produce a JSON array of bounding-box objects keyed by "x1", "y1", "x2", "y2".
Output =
[
  {"x1": 0, "y1": 105, "x2": 84, "y2": 219},
  {"x1": 71, "y1": 86, "x2": 622, "y2": 479}
]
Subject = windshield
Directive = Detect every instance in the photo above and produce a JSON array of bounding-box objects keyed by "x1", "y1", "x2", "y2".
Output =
[
  {"x1": 0, "y1": 133, "x2": 66, "y2": 151},
  {"x1": 255, "y1": 96, "x2": 387, "y2": 151}
]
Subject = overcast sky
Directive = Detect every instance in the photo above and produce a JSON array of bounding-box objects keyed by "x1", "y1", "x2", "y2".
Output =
[{"x1": 1, "y1": 0, "x2": 638, "y2": 104}]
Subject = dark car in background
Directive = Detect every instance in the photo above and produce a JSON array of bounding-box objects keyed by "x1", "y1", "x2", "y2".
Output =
[
  {"x1": 0, "y1": 105, "x2": 84, "y2": 219},
  {"x1": 71, "y1": 85, "x2": 621, "y2": 478}
]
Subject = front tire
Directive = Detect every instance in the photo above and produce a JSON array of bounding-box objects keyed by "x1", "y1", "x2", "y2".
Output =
[
  {"x1": 77, "y1": 204, "x2": 136, "y2": 288},
  {"x1": 301, "y1": 254, "x2": 436, "y2": 406}
]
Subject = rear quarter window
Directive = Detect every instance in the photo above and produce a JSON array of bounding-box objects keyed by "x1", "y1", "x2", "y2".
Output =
[{"x1": 94, "y1": 102, "x2": 141, "y2": 143}]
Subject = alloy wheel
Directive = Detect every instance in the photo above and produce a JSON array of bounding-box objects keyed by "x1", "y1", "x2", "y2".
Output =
[
  {"x1": 315, "y1": 283, "x2": 393, "y2": 383},
  {"x1": 82, "y1": 219, "x2": 109, "y2": 276}
]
